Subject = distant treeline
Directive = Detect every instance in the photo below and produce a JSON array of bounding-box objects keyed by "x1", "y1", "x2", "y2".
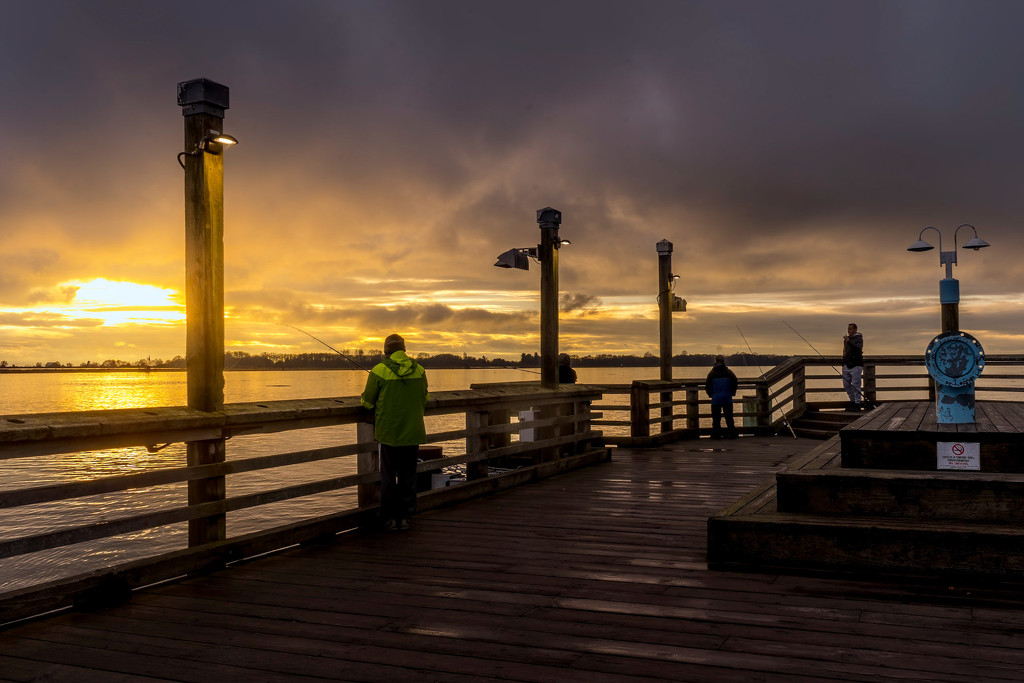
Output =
[{"x1": 2, "y1": 351, "x2": 790, "y2": 371}]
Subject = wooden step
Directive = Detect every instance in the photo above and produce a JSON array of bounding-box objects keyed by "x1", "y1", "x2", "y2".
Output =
[
  {"x1": 709, "y1": 496, "x2": 1024, "y2": 579},
  {"x1": 777, "y1": 468, "x2": 1024, "y2": 522},
  {"x1": 708, "y1": 429, "x2": 1024, "y2": 580},
  {"x1": 788, "y1": 409, "x2": 861, "y2": 440}
]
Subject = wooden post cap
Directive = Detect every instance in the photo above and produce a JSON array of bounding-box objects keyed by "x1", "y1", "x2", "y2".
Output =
[{"x1": 177, "y1": 78, "x2": 230, "y2": 117}]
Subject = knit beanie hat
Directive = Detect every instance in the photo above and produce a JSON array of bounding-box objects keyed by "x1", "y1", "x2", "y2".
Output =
[{"x1": 384, "y1": 334, "x2": 406, "y2": 355}]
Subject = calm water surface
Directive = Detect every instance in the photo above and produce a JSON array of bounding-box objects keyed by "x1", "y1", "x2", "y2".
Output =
[{"x1": 0, "y1": 366, "x2": 768, "y2": 592}]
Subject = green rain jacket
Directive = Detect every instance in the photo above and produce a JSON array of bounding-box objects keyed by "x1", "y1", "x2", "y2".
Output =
[{"x1": 360, "y1": 350, "x2": 429, "y2": 446}]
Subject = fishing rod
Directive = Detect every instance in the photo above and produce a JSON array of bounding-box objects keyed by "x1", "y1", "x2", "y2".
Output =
[
  {"x1": 737, "y1": 326, "x2": 796, "y2": 438},
  {"x1": 504, "y1": 366, "x2": 542, "y2": 375},
  {"x1": 781, "y1": 320, "x2": 872, "y2": 406},
  {"x1": 280, "y1": 323, "x2": 372, "y2": 374}
]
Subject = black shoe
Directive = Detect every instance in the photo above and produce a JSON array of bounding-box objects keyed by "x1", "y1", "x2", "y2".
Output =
[
  {"x1": 397, "y1": 519, "x2": 412, "y2": 532},
  {"x1": 383, "y1": 519, "x2": 397, "y2": 532}
]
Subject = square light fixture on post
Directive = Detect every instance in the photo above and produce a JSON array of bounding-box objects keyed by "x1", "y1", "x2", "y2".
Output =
[
  {"x1": 493, "y1": 208, "x2": 567, "y2": 389},
  {"x1": 494, "y1": 248, "x2": 535, "y2": 270}
]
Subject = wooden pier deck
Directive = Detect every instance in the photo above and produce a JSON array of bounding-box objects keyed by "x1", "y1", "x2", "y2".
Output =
[{"x1": 5, "y1": 435, "x2": 1024, "y2": 682}]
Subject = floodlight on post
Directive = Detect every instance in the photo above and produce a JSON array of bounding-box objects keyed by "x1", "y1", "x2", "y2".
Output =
[
  {"x1": 537, "y1": 207, "x2": 562, "y2": 388},
  {"x1": 492, "y1": 208, "x2": 568, "y2": 389},
  {"x1": 197, "y1": 130, "x2": 238, "y2": 153},
  {"x1": 655, "y1": 239, "x2": 678, "y2": 433},
  {"x1": 178, "y1": 129, "x2": 239, "y2": 169},
  {"x1": 493, "y1": 247, "x2": 536, "y2": 270},
  {"x1": 656, "y1": 239, "x2": 675, "y2": 384}
]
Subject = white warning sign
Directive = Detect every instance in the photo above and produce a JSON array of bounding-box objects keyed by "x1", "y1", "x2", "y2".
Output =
[{"x1": 937, "y1": 442, "x2": 980, "y2": 470}]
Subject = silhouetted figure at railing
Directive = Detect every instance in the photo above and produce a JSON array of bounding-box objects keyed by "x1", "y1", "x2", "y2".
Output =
[
  {"x1": 705, "y1": 355, "x2": 738, "y2": 439},
  {"x1": 842, "y1": 323, "x2": 864, "y2": 411},
  {"x1": 558, "y1": 353, "x2": 577, "y2": 384}
]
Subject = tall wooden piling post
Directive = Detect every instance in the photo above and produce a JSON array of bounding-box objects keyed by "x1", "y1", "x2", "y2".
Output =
[
  {"x1": 178, "y1": 78, "x2": 230, "y2": 546},
  {"x1": 941, "y1": 300, "x2": 959, "y2": 333},
  {"x1": 538, "y1": 207, "x2": 562, "y2": 389},
  {"x1": 657, "y1": 240, "x2": 674, "y2": 432}
]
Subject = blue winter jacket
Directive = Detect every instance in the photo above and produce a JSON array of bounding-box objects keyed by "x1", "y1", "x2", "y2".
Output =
[{"x1": 705, "y1": 364, "x2": 738, "y2": 406}]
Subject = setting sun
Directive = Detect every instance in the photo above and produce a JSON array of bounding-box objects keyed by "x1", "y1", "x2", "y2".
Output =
[{"x1": 61, "y1": 278, "x2": 184, "y2": 326}]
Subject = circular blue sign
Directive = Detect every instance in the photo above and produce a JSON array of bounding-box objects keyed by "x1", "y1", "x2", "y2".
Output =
[{"x1": 925, "y1": 331, "x2": 985, "y2": 387}]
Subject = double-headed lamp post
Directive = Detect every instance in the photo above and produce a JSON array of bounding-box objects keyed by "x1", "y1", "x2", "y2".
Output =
[
  {"x1": 908, "y1": 224, "x2": 990, "y2": 424},
  {"x1": 907, "y1": 224, "x2": 990, "y2": 333}
]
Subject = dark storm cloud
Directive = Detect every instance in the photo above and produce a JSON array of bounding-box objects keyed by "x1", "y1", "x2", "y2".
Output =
[
  {"x1": 273, "y1": 1, "x2": 1024, "y2": 232},
  {"x1": 326, "y1": 303, "x2": 533, "y2": 334},
  {"x1": 9, "y1": 0, "x2": 1023, "y2": 251},
  {"x1": 229, "y1": 288, "x2": 532, "y2": 333},
  {"x1": 3, "y1": 0, "x2": 1024, "y2": 362},
  {"x1": 560, "y1": 292, "x2": 602, "y2": 313},
  {"x1": 8, "y1": 1, "x2": 1024, "y2": 230}
]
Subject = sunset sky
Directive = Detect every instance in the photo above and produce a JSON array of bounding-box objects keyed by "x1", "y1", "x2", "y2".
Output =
[{"x1": 2, "y1": 0, "x2": 1023, "y2": 366}]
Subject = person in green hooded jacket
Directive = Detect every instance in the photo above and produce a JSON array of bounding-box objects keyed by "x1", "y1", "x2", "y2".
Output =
[{"x1": 361, "y1": 334, "x2": 429, "y2": 531}]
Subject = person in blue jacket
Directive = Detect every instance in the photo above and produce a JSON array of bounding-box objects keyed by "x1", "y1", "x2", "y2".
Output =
[
  {"x1": 361, "y1": 334, "x2": 429, "y2": 531},
  {"x1": 705, "y1": 355, "x2": 738, "y2": 440}
]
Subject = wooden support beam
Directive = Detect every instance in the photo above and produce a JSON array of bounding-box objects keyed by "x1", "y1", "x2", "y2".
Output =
[
  {"x1": 178, "y1": 78, "x2": 230, "y2": 546},
  {"x1": 538, "y1": 207, "x2": 561, "y2": 389}
]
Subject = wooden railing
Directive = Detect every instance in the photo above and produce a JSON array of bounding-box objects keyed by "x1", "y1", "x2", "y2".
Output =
[
  {"x1": 591, "y1": 355, "x2": 1024, "y2": 445},
  {"x1": 0, "y1": 384, "x2": 604, "y2": 623},
  {"x1": 3, "y1": 355, "x2": 1022, "y2": 622},
  {"x1": 590, "y1": 379, "x2": 770, "y2": 446}
]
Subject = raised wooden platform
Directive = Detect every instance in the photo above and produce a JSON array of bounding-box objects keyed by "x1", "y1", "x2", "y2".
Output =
[
  {"x1": 842, "y1": 400, "x2": 1024, "y2": 470},
  {"x1": 709, "y1": 401, "x2": 1024, "y2": 579},
  {"x1": 10, "y1": 436, "x2": 1024, "y2": 680}
]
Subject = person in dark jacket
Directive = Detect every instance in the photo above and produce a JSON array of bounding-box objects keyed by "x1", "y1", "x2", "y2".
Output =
[
  {"x1": 705, "y1": 355, "x2": 738, "y2": 439},
  {"x1": 360, "y1": 334, "x2": 429, "y2": 531},
  {"x1": 842, "y1": 323, "x2": 864, "y2": 411},
  {"x1": 558, "y1": 353, "x2": 577, "y2": 384}
]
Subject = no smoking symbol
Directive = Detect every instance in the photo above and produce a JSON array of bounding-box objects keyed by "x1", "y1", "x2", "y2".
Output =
[{"x1": 952, "y1": 443, "x2": 965, "y2": 456}]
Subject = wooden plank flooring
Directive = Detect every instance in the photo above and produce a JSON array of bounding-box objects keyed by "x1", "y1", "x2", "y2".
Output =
[
  {"x1": 5, "y1": 436, "x2": 1024, "y2": 681},
  {"x1": 855, "y1": 401, "x2": 1024, "y2": 436}
]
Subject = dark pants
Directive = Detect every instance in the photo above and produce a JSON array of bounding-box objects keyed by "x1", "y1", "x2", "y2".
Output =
[
  {"x1": 711, "y1": 402, "x2": 737, "y2": 439},
  {"x1": 379, "y1": 443, "x2": 419, "y2": 521}
]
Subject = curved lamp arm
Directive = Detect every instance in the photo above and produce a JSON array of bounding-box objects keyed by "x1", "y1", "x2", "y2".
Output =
[
  {"x1": 954, "y1": 223, "x2": 990, "y2": 251},
  {"x1": 907, "y1": 226, "x2": 942, "y2": 253}
]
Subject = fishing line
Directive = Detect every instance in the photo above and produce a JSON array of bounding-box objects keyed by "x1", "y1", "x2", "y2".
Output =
[
  {"x1": 283, "y1": 324, "x2": 544, "y2": 377},
  {"x1": 280, "y1": 323, "x2": 372, "y2": 374},
  {"x1": 505, "y1": 366, "x2": 542, "y2": 375},
  {"x1": 737, "y1": 326, "x2": 796, "y2": 438},
  {"x1": 781, "y1": 320, "x2": 871, "y2": 405}
]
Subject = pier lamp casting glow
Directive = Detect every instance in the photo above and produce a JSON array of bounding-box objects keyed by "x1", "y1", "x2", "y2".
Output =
[
  {"x1": 202, "y1": 131, "x2": 238, "y2": 149},
  {"x1": 176, "y1": 129, "x2": 239, "y2": 168}
]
